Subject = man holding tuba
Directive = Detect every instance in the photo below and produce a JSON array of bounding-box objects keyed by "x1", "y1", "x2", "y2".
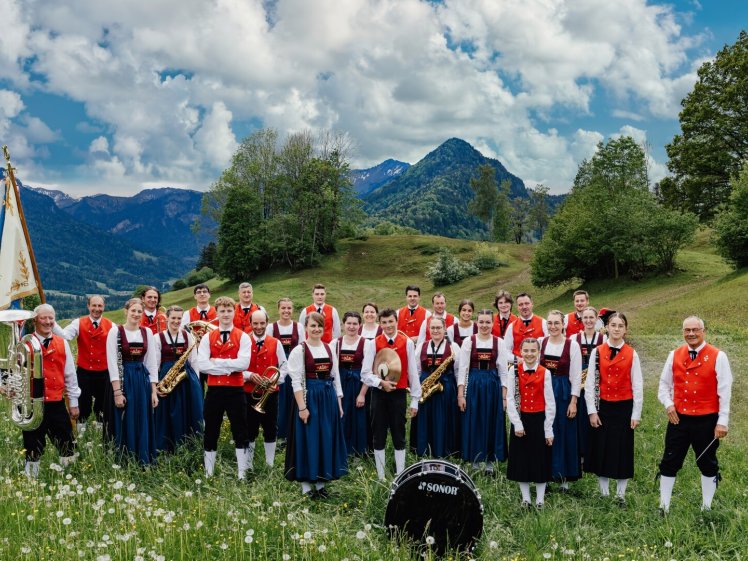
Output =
[
  {"x1": 23, "y1": 304, "x2": 81, "y2": 478},
  {"x1": 243, "y1": 310, "x2": 287, "y2": 472}
]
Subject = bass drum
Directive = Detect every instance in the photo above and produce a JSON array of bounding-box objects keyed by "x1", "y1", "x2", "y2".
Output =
[{"x1": 385, "y1": 460, "x2": 483, "y2": 553}]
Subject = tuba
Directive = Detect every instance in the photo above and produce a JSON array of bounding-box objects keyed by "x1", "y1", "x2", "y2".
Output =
[
  {"x1": 0, "y1": 310, "x2": 44, "y2": 431},
  {"x1": 419, "y1": 351, "x2": 454, "y2": 404},
  {"x1": 251, "y1": 366, "x2": 282, "y2": 414},
  {"x1": 156, "y1": 321, "x2": 217, "y2": 395}
]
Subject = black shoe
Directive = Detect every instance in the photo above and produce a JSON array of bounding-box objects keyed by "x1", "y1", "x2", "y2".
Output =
[
  {"x1": 614, "y1": 496, "x2": 626, "y2": 509},
  {"x1": 520, "y1": 501, "x2": 531, "y2": 511},
  {"x1": 316, "y1": 487, "x2": 330, "y2": 500},
  {"x1": 658, "y1": 507, "x2": 668, "y2": 518}
]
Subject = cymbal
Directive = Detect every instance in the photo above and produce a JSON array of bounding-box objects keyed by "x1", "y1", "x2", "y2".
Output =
[
  {"x1": 0, "y1": 309, "x2": 36, "y2": 322},
  {"x1": 373, "y1": 347, "x2": 402, "y2": 383}
]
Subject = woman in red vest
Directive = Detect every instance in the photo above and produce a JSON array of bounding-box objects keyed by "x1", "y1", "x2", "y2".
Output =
[
  {"x1": 106, "y1": 298, "x2": 160, "y2": 465},
  {"x1": 284, "y1": 312, "x2": 347, "y2": 498},
  {"x1": 154, "y1": 306, "x2": 204, "y2": 453},
  {"x1": 584, "y1": 313, "x2": 643, "y2": 504},
  {"x1": 333, "y1": 311, "x2": 371, "y2": 456},
  {"x1": 457, "y1": 309, "x2": 510, "y2": 475},
  {"x1": 573, "y1": 306, "x2": 606, "y2": 468},
  {"x1": 506, "y1": 338, "x2": 555, "y2": 508}
]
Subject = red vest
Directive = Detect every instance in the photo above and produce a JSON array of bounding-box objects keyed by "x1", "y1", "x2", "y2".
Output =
[
  {"x1": 419, "y1": 339, "x2": 453, "y2": 376},
  {"x1": 598, "y1": 343, "x2": 634, "y2": 402},
  {"x1": 517, "y1": 363, "x2": 547, "y2": 413},
  {"x1": 469, "y1": 335, "x2": 499, "y2": 370},
  {"x1": 305, "y1": 303, "x2": 335, "y2": 343},
  {"x1": 206, "y1": 327, "x2": 245, "y2": 387},
  {"x1": 304, "y1": 342, "x2": 333, "y2": 378},
  {"x1": 565, "y1": 312, "x2": 584, "y2": 337},
  {"x1": 273, "y1": 321, "x2": 300, "y2": 357},
  {"x1": 189, "y1": 306, "x2": 217, "y2": 324},
  {"x1": 540, "y1": 337, "x2": 571, "y2": 377},
  {"x1": 375, "y1": 332, "x2": 410, "y2": 390},
  {"x1": 422, "y1": 313, "x2": 456, "y2": 343},
  {"x1": 511, "y1": 315, "x2": 544, "y2": 357},
  {"x1": 337, "y1": 337, "x2": 366, "y2": 371},
  {"x1": 234, "y1": 303, "x2": 260, "y2": 333},
  {"x1": 244, "y1": 335, "x2": 281, "y2": 393},
  {"x1": 35, "y1": 335, "x2": 67, "y2": 402},
  {"x1": 140, "y1": 310, "x2": 167, "y2": 334},
  {"x1": 77, "y1": 316, "x2": 112, "y2": 371},
  {"x1": 672, "y1": 344, "x2": 720, "y2": 416},
  {"x1": 492, "y1": 313, "x2": 517, "y2": 338},
  {"x1": 397, "y1": 306, "x2": 428, "y2": 340}
]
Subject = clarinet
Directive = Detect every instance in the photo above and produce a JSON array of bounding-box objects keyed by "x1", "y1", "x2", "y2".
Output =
[
  {"x1": 117, "y1": 329, "x2": 125, "y2": 399},
  {"x1": 513, "y1": 358, "x2": 520, "y2": 412},
  {"x1": 593, "y1": 349, "x2": 600, "y2": 410}
]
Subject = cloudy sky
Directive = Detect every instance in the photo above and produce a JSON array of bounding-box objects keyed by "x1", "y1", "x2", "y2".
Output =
[{"x1": 0, "y1": 0, "x2": 745, "y2": 196}]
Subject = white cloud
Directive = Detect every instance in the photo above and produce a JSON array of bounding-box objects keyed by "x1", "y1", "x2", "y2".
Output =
[{"x1": 0, "y1": 0, "x2": 711, "y2": 194}]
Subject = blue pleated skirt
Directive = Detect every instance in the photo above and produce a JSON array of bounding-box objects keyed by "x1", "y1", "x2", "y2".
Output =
[
  {"x1": 340, "y1": 367, "x2": 368, "y2": 456},
  {"x1": 285, "y1": 379, "x2": 348, "y2": 482},
  {"x1": 277, "y1": 378, "x2": 295, "y2": 440},
  {"x1": 578, "y1": 389, "x2": 590, "y2": 465},
  {"x1": 416, "y1": 372, "x2": 460, "y2": 458},
  {"x1": 112, "y1": 361, "x2": 157, "y2": 465},
  {"x1": 550, "y1": 375, "x2": 581, "y2": 481},
  {"x1": 154, "y1": 361, "x2": 204, "y2": 453},
  {"x1": 460, "y1": 368, "x2": 506, "y2": 463}
]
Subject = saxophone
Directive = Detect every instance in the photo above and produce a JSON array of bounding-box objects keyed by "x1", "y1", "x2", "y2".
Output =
[
  {"x1": 157, "y1": 321, "x2": 216, "y2": 395},
  {"x1": 419, "y1": 352, "x2": 454, "y2": 404}
]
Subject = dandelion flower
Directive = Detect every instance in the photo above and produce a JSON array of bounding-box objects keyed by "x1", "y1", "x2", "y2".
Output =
[
  {"x1": 356, "y1": 531, "x2": 366, "y2": 540},
  {"x1": 63, "y1": 518, "x2": 72, "y2": 526},
  {"x1": 304, "y1": 531, "x2": 312, "y2": 539},
  {"x1": 425, "y1": 536, "x2": 435, "y2": 546}
]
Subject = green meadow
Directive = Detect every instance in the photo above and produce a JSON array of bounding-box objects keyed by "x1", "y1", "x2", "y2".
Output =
[{"x1": 1, "y1": 233, "x2": 746, "y2": 561}]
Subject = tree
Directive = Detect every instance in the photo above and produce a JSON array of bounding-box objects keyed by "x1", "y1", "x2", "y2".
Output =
[
  {"x1": 492, "y1": 179, "x2": 512, "y2": 242},
  {"x1": 714, "y1": 164, "x2": 748, "y2": 268},
  {"x1": 510, "y1": 197, "x2": 530, "y2": 244},
  {"x1": 531, "y1": 136, "x2": 698, "y2": 286},
  {"x1": 468, "y1": 164, "x2": 499, "y2": 239},
  {"x1": 663, "y1": 31, "x2": 748, "y2": 221},
  {"x1": 529, "y1": 184, "x2": 550, "y2": 240},
  {"x1": 196, "y1": 242, "x2": 217, "y2": 270}
]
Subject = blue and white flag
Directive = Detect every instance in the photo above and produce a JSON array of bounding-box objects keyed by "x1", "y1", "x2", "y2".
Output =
[{"x1": 0, "y1": 174, "x2": 40, "y2": 310}]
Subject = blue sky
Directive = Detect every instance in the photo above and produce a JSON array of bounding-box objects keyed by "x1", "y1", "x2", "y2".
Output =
[{"x1": 0, "y1": 0, "x2": 745, "y2": 196}]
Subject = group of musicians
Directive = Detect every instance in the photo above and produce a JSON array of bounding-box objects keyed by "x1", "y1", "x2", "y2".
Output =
[{"x1": 16, "y1": 282, "x2": 732, "y2": 512}]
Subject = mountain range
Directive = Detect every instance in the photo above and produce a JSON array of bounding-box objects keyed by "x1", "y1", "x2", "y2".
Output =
[
  {"x1": 361, "y1": 138, "x2": 527, "y2": 238},
  {"x1": 350, "y1": 159, "x2": 410, "y2": 196}
]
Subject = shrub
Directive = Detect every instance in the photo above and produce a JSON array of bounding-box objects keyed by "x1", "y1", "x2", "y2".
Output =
[
  {"x1": 472, "y1": 243, "x2": 504, "y2": 270},
  {"x1": 714, "y1": 164, "x2": 748, "y2": 268},
  {"x1": 185, "y1": 267, "x2": 215, "y2": 287},
  {"x1": 172, "y1": 279, "x2": 188, "y2": 291},
  {"x1": 426, "y1": 249, "x2": 479, "y2": 287}
]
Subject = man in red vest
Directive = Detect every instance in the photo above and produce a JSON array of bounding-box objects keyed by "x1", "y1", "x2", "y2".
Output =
[
  {"x1": 140, "y1": 286, "x2": 167, "y2": 334},
  {"x1": 197, "y1": 296, "x2": 252, "y2": 480},
  {"x1": 564, "y1": 290, "x2": 603, "y2": 336},
  {"x1": 492, "y1": 290, "x2": 517, "y2": 338},
  {"x1": 181, "y1": 283, "x2": 218, "y2": 329},
  {"x1": 298, "y1": 284, "x2": 340, "y2": 343},
  {"x1": 23, "y1": 304, "x2": 81, "y2": 478},
  {"x1": 416, "y1": 291, "x2": 455, "y2": 346},
  {"x1": 361, "y1": 308, "x2": 421, "y2": 480},
  {"x1": 504, "y1": 292, "x2": 548, "y2": 358},
  {"x1": 234, "y1": 282, "x2": 265, "y2": 334},
  {"x1": 243, "y1": 310, "x2": 287, "y2": 471},
  {"x1": 657, "y1": 316, "x2": 733, "y2": 513},
  {"x1": 397, "y1": 285, "x2": 430, "y2": 343},
  {"x1": 53, "y1": 295, "x2": 113, "y2": 434}
]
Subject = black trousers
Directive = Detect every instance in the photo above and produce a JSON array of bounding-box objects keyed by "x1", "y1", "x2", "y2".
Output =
[
  {"x1": 203, "y1": 386, "x2": 249, "y2": 451},
  {"x1": 77, "y1": 367, "x2": 109, "y2": 422},
  {"x1": 246, "y1": 390, "x2": 279, "y2": 443},
  {"x1": 371, "y1": 388, "x2": 407, "y2": 450},
  {"x1": 659, "y1": 413, "x2": 719, "y2": 477},
  {"x1": 23, "y1": 401, "x2": 74, "y2": 461}
]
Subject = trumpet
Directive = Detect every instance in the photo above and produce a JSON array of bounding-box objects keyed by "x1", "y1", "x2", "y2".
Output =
[{"x1": 251, "y1": 366, "x2": 282, "y2": 414}]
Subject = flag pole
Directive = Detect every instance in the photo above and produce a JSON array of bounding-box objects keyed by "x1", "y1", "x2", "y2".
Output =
[{"x1": 2, "y1": 145, "x2": 45, "y2": 304}]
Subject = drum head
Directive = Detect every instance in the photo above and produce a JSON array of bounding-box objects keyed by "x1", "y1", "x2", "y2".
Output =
[{"x1": 385, "y1": 460, "x2": 483, "y2": 553}]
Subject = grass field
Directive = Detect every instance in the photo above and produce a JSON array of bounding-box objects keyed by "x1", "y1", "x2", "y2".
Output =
[{"x1": 0, "y1": 233, "x2": 745, "y2": 561}]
